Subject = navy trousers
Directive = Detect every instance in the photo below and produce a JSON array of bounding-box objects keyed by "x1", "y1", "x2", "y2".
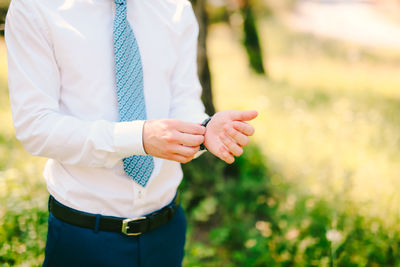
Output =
[{"x1": 43, "y1": 204, "x2": 187, "y2": 267}]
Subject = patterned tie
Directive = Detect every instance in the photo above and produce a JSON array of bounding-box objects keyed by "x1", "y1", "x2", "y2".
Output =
[{"x1": 113, "y1": 0, "x2": 154, "y2": 187}]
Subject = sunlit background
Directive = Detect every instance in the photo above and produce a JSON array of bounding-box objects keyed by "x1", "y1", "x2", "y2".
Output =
[{"x1": 1, "y1": 0, "x2": 400, "y2": 266}]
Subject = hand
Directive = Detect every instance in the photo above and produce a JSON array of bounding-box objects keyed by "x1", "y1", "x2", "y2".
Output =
[
  {"x1": 143, "y1": 119, "x2": 206, "y2": 163},
  {"x1": 204, "y1": 110, "x2": 258, "y2": 164}
]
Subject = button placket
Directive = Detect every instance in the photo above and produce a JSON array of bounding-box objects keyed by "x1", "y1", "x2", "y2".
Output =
[
  {"x1": 132, "y1": 183, "x2": 147, "y2": 216},
  {"x1": 137, "y1": 187, "x2": 147, "y2": 200}
]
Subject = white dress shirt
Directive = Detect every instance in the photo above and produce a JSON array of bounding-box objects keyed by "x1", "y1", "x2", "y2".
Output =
[{"x1": 5, "y1": 0, "x2": 208, "y2": 218}]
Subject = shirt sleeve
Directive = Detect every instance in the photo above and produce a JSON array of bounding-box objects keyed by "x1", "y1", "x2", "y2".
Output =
[
  {"x1": 168, "y1": 2, "x2": 209, "y2": 124},
  {"x1": 5, "y1": 0, "x2": 146, "y2": 169}
]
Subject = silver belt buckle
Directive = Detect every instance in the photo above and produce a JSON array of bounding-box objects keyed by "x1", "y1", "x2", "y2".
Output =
[{"x1": 121, "y1": 216, "x2": 146, "y2": 236}]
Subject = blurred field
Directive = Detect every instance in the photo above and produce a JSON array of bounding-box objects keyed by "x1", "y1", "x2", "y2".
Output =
[
  {"x1": 1, "y1": 14, "x2": 400, "y2": 265},
  {"x1": 209, "y1": 19, "x2": 400, "y2": 224}
]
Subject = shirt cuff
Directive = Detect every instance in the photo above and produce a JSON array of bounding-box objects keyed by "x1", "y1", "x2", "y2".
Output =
[{"x1": 113, "y1": 120, "x2": 147, "y2": 157}]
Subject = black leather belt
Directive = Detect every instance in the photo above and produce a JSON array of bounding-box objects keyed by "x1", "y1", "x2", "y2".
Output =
[{"x1": 49, "y1": 194, "x2": 180, "y2": 236}]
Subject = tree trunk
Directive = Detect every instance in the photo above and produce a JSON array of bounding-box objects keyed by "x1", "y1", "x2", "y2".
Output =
[
  {"x1": 191, "y1": 0, "x2": 215, "y2": 115},
  {"x1": 241, "y1": 0, "x2": 267, "y2": 75}
]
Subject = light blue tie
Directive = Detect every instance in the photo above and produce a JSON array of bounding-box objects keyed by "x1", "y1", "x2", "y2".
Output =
[{"x1": 113, "y1": 0, "x2": 154, "y2": 187}]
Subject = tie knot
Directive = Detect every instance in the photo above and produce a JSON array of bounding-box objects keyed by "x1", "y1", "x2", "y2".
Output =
[{"x1": 114, "y1": 0, "x2": 126, "y2": 6}]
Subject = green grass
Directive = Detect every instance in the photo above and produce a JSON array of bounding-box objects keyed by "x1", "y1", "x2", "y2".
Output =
[{"x1": 2, "y1": 15, "x2": 400, "y2": 265}]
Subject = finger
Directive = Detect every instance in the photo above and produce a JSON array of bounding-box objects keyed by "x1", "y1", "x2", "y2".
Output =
[
  {"x1": 170, "y1": 154, "x2": 193, "y2": 164},
  {"x1": 224, "y1": 125, "x2": 249, "y2": 147},
  {"x1": 230, "y1": 110, "x2": 258, "y2": 122},
  {"x1": 176, "y1": 121, "x2": 206, "y2": 135},
  {"x1": 217, "y1": 144, "x2": 235, "y2": 164},
  {"x1": 176, "y1": 132, "x2": 204, "y2": 146},
  {"x1": 220, "y1": 132, "x2": 243, "y2": 157},
  {"x1": 175, "y1": 145, "x2": 200, "y2": 157},
  {"x1": 232, "y1": 121, "x2": 255, "y2": 136}
]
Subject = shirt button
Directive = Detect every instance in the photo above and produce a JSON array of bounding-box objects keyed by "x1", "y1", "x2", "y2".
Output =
[{"x1": 138, "y1": 191, "x2": 143, "y2": 199}]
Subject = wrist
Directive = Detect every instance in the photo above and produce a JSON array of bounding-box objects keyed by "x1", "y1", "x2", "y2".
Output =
[
  {"x1": 200, "y1": 116, "x2": 212, "y2": 151},
  {"x1": 142, "y1": 120, "x2": 150, "y2": 155}
]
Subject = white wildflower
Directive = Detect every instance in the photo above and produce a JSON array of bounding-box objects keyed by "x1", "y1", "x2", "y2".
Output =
[{"x1": 326, "y1": 229, "x2": 343, "y2": 243}]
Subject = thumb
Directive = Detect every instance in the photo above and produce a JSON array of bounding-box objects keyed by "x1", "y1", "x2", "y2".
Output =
[{"x1": 230, "y1": 110, "x2": 258, "y2": 122}]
